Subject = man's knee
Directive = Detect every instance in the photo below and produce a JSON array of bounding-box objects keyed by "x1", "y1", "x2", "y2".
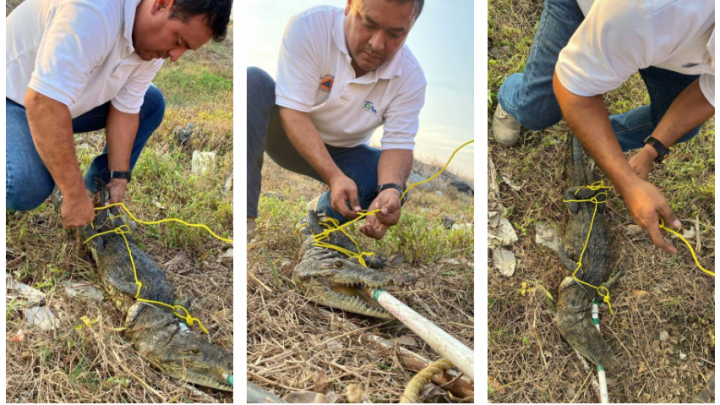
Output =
[
  {"x1": 514, "y1": 100, "x2": 562, "y2": 130},
  {"x1": 143, "y1": 85, "x2": 166, "y2": 124},
  {"x1": 6, "y1": 178, "x2": 54, "y2": 212},
  {"x1": 247, "y1": 67, "x2": 275, "y2": 102}
]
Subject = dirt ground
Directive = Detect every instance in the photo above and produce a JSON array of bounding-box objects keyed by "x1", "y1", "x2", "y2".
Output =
[
  {"x1": 488, "y1": 0, "x2": 715, "y2": 402},
  {"x1": 247, "y1": 157, "x2": 475, "y2": 403}
]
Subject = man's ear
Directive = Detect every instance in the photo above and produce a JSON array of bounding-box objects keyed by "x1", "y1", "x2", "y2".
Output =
[
  {"x1": 344, "y1": 0, "x2": 354, "y2": 17},
  {"x1": 153, "y1": 0, "x2": 175, "y2": 13}
]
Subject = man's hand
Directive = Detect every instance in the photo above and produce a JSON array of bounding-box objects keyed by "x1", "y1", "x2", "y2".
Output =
[
  {"x1": 360, "y1": 189, "x2": 402, "y2": 240},
  {"x1": 107, "y1": 178, "x2": 128, "y2": 204},
  {"x1": 628, "y1": 145, "x2": 658, "y2": 181},
  {"x1": 329, "y1": 174, "x2": 362, "y2": 219},
  {"x1": 61, "y1": 192, "x2": 95, "y2": 229},
  {"x1": 619, "y1": 179, "x2": 681, "y2": 254}
]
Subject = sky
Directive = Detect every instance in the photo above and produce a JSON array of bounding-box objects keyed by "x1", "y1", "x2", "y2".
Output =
[{"x1": 245, "y1": 0, "x2": 475, "y2": 179}]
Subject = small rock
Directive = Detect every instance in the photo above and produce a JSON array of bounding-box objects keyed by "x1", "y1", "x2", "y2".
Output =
[
  {"x1": 659, "y1": 330, "x2": 670, "y2": 342},
  {"x1": 420, "y1": 207, "x2": 433, "y2": 213},
  {"x1": 535, "y1": 222, "x2": 561, "y2": 253},
  {"x1": 441, "y1": 215, "x2": 455, "y2": 229},
  {"x1": 408, "y1": 172, "x2": 429, "y2": 188},
  {"x1": 624, "y1": 225, "x2": 643, "y2": 236},
  {"x1": 435, "y1": 190, "x2": 443, "y2": 197},
  {"x1": 450, "y1": 179, "x2": 474, "y2": 196},
  {"x1": 191, "y1": 151, "x2": 216, "y2": 175},
  {"x1": 59, "y1": 280, "x2": 104, "y2": 301},
  {"x1": 386, "y1": 253, "x2": 405, "y2": 267},
  {"x1": 76, "y1": 143, "x2": 90, "y2": 151},
  {"x1": 263, "y1": 191, "x2": 284, "y2": 201},
  {"x1": 489, "y1": 47, "x2": 502, "y2": 58},
  {"x1": 174, "y1": 123, "x2": 195, "y2": 144},
  {"x1": 223, "y1": 173, "x2": 233, "y2": 197},
  {"x1": 279, "y1": 258, "x2": 293, "y2": 268},
  {"x1": 216, "y1": 248, "x2": 233, "y2": 263},
  {"x1": 451, "y1": 222, "x2": 473, "y2": 232},
  {"x1": 442, "y1": 258, "x2": 461, "y2": 266},
  {"x1": 679, "y1": 351, "x2": 687, "y2": 360},
  {"x1": 493, "y1": 248, "x2": 516, "y2": 277}
]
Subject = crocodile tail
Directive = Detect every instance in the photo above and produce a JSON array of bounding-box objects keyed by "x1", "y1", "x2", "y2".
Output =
[{"x1": 556, "y1": 277, "x2": 619, "y2": 369}]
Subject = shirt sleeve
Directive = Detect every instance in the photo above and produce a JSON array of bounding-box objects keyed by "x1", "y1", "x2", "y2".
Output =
[
  {"x1": 28, "y1": 2, "x2": 112, "y2": 106},
  {"x1": 380, "y1": 66, "x2": 427, "y2": 150},
  {"x1": 699, "y1": 31, "x2": 715, "y2": 107},
  {"x1": 556, "y1": 0, "x2": 654, "y2": 97},
  {"x1": 111, "y1": 59, "x2": 164, "y2": 113},
  {"x1": 275, "y1": 13, "x2": 326, "y2": 112}
]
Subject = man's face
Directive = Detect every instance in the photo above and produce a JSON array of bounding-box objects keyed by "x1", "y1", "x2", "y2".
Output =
[
  {"x1": 133, "y1": 0, "x2": 214, "y2": 62},
  {"x1": 344, "y1": 0, "x2": 416, "y2": 75}
]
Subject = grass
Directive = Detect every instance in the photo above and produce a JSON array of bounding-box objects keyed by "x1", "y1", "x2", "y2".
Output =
[
  {"x1": 488, "y1": 1, "x2": 714, "y2": 403},
  {"x1": 5, "y1": 18, "x2": 234, "y2": 405},
  {"x1": 247, "y1": 153, "x2": 474, "y2": 402}
]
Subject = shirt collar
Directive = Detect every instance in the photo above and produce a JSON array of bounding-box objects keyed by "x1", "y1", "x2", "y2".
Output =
[
  {"x1": 123, "y1": 0, "x2": 144, "y2": 51},
  {"x1": 332, "y1": 12, "x2": 404, "y2": 81}
]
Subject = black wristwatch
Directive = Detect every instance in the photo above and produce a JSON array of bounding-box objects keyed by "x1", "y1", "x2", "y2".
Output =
[
  {"x1": 643, "y1": 136, "x2": 670, "y2": 163},
  {"x1": 110, "y1": 170, "x2": 132, "y2": 183},
  {"x1": 376, "y1": 183, "x2": 403, "y2": 196}
]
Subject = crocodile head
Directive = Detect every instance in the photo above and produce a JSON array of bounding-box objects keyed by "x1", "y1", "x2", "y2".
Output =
[
  {"x1": 292, "y1": 210, "x2": 417, "y2": 319},
  {"x1": 128, "y1": 303, "x2": 234, "y2": 391}
]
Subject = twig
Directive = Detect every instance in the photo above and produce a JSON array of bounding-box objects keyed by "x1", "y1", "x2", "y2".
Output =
[
  {"x1": 249, "y1": 270, "x2": 272, "y2": 292},
  {"x1": 695, "y1": 214, "x2": 702, "y2": 255}
]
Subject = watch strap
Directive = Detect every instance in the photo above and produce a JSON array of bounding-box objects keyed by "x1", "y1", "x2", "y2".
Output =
[
  {"x1": 376, "y1": 183, "x2": 404, "y2": 197},
  {"x1": 110, "y1": 170, "x2": 132, "y2": 183},
  {"x1": 643, "y1": 136, "x2": 670, "y2": 163}
]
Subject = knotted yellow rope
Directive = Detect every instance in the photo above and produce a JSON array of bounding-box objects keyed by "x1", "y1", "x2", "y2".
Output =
[
  {"x1": 297, "y1": 140, "x2": 475, "y2": 267},
  {"x1": 84, "y1": 203, "x2": 233, "y2": 335},
  {"x1": 562, "y1": 181, "x2": 615, "y2": 314}
]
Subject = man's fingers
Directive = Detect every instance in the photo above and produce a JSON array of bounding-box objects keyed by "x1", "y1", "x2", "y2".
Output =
[
  {"x1": 647, "y1": 223, "x2": 678, "y2": 254},
  {"x1": 657, "y1": 205, "x2": 681, "y2": 229},
  {"x1": 349, "y1": 195, "x2": 361, "y2": 212}
]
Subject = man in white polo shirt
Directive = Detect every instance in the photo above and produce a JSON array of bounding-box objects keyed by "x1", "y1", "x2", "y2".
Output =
[
  {"x1": 492, "y1": 0, "x2": 714, "y2": 253},
  {"x1": 247, "y1": 0, "x2": 426, "y2": 241},
  {"x1": 6, "y1": 0, "x2": 231, "y2": 229}
]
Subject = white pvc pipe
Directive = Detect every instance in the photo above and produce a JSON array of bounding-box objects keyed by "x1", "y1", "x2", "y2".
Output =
[
  {"x1": 369, "y1": 288, "x2": 474, "y2": 380},
  {"x1": 591, "y1": 302, "x2": 610, "y2": 403}
]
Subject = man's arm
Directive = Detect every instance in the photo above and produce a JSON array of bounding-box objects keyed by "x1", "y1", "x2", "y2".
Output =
[
  {"x1": 278, "y1": 107, "x2": 361, "y2": 218},
  {"x1": 629, "y1": 78, "x2": 715, "y2": 179},
  {"x1": 360, "y1": 149, "x2": 413, "y2": 239},
  {"x1": 552, "y1": 70, "x2": 681, "y2": 253},
  {"x1": 24, "y1": 89, "x2": 94, "y2": 228},
  {"x1": 104, "y1": 105, "x2": 139, "y2": 204}
]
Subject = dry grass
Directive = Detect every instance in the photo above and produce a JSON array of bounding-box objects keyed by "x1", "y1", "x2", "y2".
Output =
[
  {"x1": 248, "y1": 158, "x2": 474, "y2": 403},
  {"x1": 6, "y1": 6, "x2": 234, "y2": 402},
  {"x1": 488, "y1": 0, "x2": 715, "y2": 402}
]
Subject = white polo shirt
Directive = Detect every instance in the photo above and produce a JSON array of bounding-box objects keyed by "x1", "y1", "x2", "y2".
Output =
[
  {"x1": 6, "y1": 0, "x2": 165, "y2": 118},
  {"x1": 558, "y1": 0, "x2": 715, "y2": 107},
  {"x1": 275, "y1": 6, "x2": 427, "y2": 150}
]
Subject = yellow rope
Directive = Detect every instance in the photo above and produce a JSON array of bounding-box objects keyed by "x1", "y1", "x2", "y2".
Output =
[
  {"x1": 297, "y1": 140, "x2": 475, "y2": 267},
  {"x1": 658, "y1": 218, "x2": 714, "y2": 277},
  {"x1": 562, "y1": 181, "x2": 615, "y2": 314},
  {"x1": 400, "y1": 358, "x2": 454, "y2": 403},
  {"x1": 83, "y1": 203, "x2": 233, "y2": 335}
]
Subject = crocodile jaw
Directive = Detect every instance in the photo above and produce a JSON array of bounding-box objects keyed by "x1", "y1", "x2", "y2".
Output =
[
  {"x1": 305, "y1": 280, "x2": 393, "y2": 319},
  {"x1": 130, "y1": 306, "x2": 234, "y2": 392},
  {"x1": 556, "y1": 277, "x2": 618, "y2": 369}
]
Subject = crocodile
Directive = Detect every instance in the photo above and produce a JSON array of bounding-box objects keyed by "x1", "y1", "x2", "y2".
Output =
[
  {"x1": 77, "y1": 181, "x2": 233, "y2": 391},
  {"x1": 292, "y1": 209, "x2": 418, "y2": 319},
  {"x1": 555, "y1": 134, "x2": 620, "y2": 369}
]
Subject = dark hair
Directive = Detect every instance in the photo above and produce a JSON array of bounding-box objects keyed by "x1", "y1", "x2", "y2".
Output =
[
  {"x1": 393, "y1": 0, "x2": 424, "y2": 21},
  {"x1": 169, "y1": 0, "x2": 232, "y2": 42}
]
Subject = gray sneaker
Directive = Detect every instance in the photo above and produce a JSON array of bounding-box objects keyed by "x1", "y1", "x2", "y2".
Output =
[{"x1": 492, "y1": 103, "x2": 521, "y2": 147}]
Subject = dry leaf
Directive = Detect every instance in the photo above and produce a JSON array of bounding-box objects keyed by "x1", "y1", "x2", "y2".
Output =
[
  {"x1": 493, "y1": 249, "x2": 516, "y2": 277},
  {"x1": 11, "y1": 329, "x2": 24, "y2": 343},
  {"x1": 633, "y1": 290, "x2": 650, "y2": 301}
]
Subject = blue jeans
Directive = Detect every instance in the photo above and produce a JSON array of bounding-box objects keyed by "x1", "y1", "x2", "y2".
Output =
[
  {"x1": 247, "y1": 67, "x2": 396, "y2": 224},
  {"x1": 6, "y1": 85, "x2": 165, "y2": 211},
  {"x1": 496, "y1": 0, "x2": 701, "y2": 150}
]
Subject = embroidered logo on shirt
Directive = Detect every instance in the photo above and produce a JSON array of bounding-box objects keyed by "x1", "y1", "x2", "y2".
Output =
[
  {"x1": 363, "y1": 101, "x2": 378, "y2": 116},
  {"x1": 319, "y1": 74, "x2": 334, "y2": 92}
]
